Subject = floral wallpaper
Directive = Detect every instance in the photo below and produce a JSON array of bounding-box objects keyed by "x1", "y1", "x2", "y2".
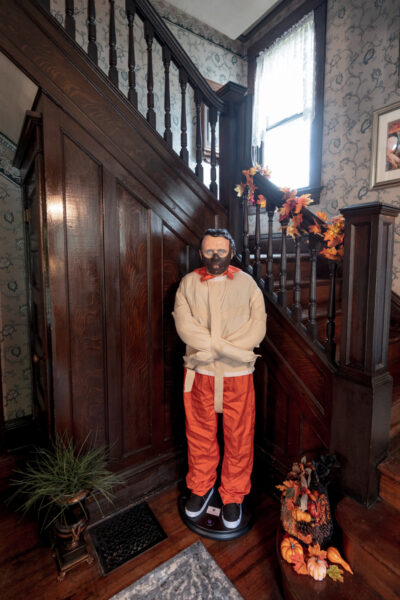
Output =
[
  {"x1": 49, "y1": 0, "x2": 247, "y2": 177},
  {"x1": 319, "y1": 0, "x2": 400, "y2": 294},
  {"x1": 0, "y1": 133, "x2": 32, "y2": 421}
]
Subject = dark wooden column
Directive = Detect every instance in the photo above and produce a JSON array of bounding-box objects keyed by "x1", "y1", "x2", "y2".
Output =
[
  {"x1": 217, "y1": 82, "x2": 247, "y2": 253},
  {"x1": 330, "y1": 202, "x2": 399, "y2": 506}
]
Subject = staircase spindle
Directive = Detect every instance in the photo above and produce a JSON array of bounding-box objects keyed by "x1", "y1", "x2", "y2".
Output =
[
  {"x1": 162, "y1": 46, "x2": 172, "y2": 147},
  {"x1": 108, "y1": 0, "x2": 118, "y2": 87},
  {"x1": 307, "y1": 242, "x2": 318, "y2": 340},
  {"x1": 179, "y1": 68, "x2": 189, "y2": 165},
  {"x1": 194, "y1": 89, "x2": 203, "y2": 182},
  {"x1": 292, "y1": 236, "x2": 302, "y2": 321},
  {"x1": 325, "y1": 260, "x2": 338, "y2": 362},
  {"x1": 242, "y1": 194, "x2": 250, "y2": 269},
  {"x1": 126, "y1": 0, "x2": 138, "y2": 107},
  {"x1": 278, "y1": 225, "x2": 288, "y2": 307},
  {"x1": 253, "y1": 203, "x2": 262, "y2": 281},
  {"x1": 144, "y1": 21, "x2": 156, "y2": 128},
  {"x1": 265, "y1": 206, "x2": 275, "y2": 295},
  {"x1": 87, "y1": 0, "x2": 98, "y2": 64},
  {"x1": 209, "y1": 106, "x2": 218, "y2": 196},
  {"x1": 65, "y1": 0, "x2": 75, "y2": 39}
]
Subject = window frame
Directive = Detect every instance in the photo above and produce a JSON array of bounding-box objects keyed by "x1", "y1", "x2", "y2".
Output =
[{"x1": 246, "y1": 0, "x2": 327, "y2": 203}]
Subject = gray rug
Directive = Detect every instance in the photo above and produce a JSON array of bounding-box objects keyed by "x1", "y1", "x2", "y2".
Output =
[{"x1": 109, "y1": 540, "x2": 244, "y2": 600}]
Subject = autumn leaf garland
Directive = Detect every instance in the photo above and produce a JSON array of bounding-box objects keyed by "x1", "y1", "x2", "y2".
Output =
[{"x1": 234, "y1": 166, "x2": 345, "y2": 262}]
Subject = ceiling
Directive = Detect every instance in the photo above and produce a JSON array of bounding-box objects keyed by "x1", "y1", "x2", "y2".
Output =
[
  {"x1": 165, "y1": 0, "x2": 282, "y2": 39},
  {"x1": 0, "y1": 52, "x2": 38, "y2": 144}
]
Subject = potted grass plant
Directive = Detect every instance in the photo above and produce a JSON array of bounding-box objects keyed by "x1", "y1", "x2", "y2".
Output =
[{"x1": 9, "y1": 434, "x2": 124, "y2": 548}]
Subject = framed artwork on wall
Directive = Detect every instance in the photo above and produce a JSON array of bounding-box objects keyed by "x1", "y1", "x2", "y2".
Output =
[{"x1": 370, "y1": 100, "x2": 400, "y2": 189}]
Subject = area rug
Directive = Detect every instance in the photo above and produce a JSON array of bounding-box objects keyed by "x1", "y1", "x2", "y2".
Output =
[
  {"x1": 89, "y1": 501, "x2": 167, "y2": 575},
  {"x1": 109, "y1": 540, "x2": 244, "y2": 599}
]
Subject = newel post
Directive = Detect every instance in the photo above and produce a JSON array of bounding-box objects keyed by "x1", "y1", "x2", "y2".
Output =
[
  {"x1": 330, "y1": 202, "x2": 399, "y2": 506},
  {"x1": 217, "y1": 82, "x2": 249, "y2": 253}
]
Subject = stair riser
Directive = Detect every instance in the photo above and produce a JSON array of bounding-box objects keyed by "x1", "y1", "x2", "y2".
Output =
[
  {"x1": 342, "y1": 534, "x2": 400, "y2": 600},
  {"x1": 380, "y1": 473, "x2": 400, "y2": 512}
]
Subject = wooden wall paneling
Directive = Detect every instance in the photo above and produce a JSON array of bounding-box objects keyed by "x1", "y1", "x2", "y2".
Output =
[
  {"x1": 62, "y1": 133, "x2": 107, "y2": 445},
  {"x1": 117, "y1": 183, "x2": 152, "y2": 457},
  {"x1": 39, "y1": 96, "x2": 73, "y2": 435},
  {"x1": 162, "y1": 225, "x2": 187, "y2": 446},
  {"x1": 103, "y1": 170, "x2": 122, "y2": 460}
]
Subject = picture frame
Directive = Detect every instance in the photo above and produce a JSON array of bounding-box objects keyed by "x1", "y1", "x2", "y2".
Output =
[{"x1": 370, "y1": 99, "x2": 400, "y2": 189}]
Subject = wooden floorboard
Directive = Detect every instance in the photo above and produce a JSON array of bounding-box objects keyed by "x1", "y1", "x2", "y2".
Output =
[{"x1": 0, "y1": 484, "x2": 283, "y2": 600}]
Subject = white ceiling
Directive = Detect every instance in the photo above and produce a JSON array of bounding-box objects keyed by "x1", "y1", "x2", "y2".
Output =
[
  {"x1": 0, "y1": 52, "x2": 38, "y2": 144},
  {"x1": 166, "y1": 0, "x2": 282, "y2": 39}
]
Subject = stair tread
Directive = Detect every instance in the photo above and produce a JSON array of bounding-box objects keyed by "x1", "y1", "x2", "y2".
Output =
[
  {"x1": 277, "y1": 528, "x2": 382, "y2": 600},
  {"x1": 336, "y1": 497, "x2": 400, "y2": 577}
]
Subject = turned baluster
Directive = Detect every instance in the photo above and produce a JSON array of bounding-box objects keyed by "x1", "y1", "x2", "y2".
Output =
[
  {"x1": 65, "y1": 0, "x2": 75, "y2": 39},
  {"x1": 179, "y1": 68, "x2": 189, "y2": 165},
  {"x1": 242, "y1": 194, "x2": 250, "y2": 269},
  {"x1": 278, "y1": 225, "x2": 288, "y2": 307},
  {"x1": 307, "y1": 239, "x2": 319, "y2": 340},
  {"x1": 194, "y1": 89, "x2": 203, "y2": 182},
  {"x1": 209, "y1": 106, "x2": 218, "y2": 196},
  {"x1": 144, "y1": 21, "x2": 156, "y2": 128},
  {"x1": 88, "y1": 0, "x2": 98, "y2": 64},
  {"x1": 265, "y1": 206, "x2": 275, "y2": 295},
  {"x1": 253, "y1": 203, "x2": 262, "y2": 281},
  {"x1": 292, "y1": 235, "x2": 302, "y2": 321},
  {"x1": 162, "y1": 46, "x2": 172, "y2": 147},
  {"x1": 126, "y1": 0, "x2": 138, "y2": 107},
  {"x1": 108, "y1": 0, "x2": 118, "y2": 86},
  {"x1": 325, "y1": 260, "x2": 338, "y2": 361}
]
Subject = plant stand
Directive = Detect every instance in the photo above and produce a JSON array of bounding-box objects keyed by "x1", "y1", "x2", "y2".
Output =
[{"x1": 51, "y1": 531, "x2": 94, "y2": 581}]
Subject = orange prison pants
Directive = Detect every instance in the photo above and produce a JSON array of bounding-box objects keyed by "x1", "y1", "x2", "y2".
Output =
[{"x1": 184, "y1": 371, "x2": 255, "y2": 505}]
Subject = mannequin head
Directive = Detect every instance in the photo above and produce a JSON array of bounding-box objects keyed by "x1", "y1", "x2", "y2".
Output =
[{"x1": 199, "y1": 228, "x2": 235, "y2": 275}]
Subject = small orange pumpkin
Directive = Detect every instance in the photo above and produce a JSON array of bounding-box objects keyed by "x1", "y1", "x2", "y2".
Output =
[
  {"x1": 307, "y1": 556, "x2": 327, "y2": 581},
  {"x1": 292, "y1": 508, "x2": 312, "y2": 523},
  {"x1": 327, "y1": 547, "x2": 354, "y2": 574},
  {"x1": 280, "y1": 536, "x2": 304, "y2": 564}
]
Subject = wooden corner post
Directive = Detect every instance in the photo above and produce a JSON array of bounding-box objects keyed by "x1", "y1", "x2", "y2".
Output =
[{"x1": 331, "y1": 202, "x2": 399, "y2": 506}]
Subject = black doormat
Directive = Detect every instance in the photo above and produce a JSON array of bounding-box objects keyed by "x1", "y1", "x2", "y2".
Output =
[{"x1": 88, "y1": 501, "x2": 167, "y2": 575}]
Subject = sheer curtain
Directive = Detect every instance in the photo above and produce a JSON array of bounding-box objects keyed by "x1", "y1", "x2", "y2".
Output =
[{"x1": 252, "y1": 12, "x2": 315, "y2": 189}]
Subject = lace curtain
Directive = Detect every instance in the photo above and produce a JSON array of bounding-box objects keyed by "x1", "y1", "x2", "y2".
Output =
[{"x1": 252, "y1": 12, "x2": 315, "y2": 188}]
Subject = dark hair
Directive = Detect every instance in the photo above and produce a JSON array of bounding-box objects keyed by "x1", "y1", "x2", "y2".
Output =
[{"x1": 200, "y1": 228, "x2": 236, "y2": 254}]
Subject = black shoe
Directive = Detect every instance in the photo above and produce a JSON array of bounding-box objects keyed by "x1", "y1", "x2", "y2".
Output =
[
  {"x1": 222, "y1": 503, "x2": 242, "y2": 529},
  {"x1": 185, "y1": 487, "x2": 214, "y2": 518}
]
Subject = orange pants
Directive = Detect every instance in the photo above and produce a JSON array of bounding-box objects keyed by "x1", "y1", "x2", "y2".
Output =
[{"x1": 184, "y1": 371, "x2": 255, "y2": 505}]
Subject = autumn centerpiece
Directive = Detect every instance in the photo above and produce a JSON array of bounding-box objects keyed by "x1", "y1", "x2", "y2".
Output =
[{"x1": 278, "y1": 456, "x2": 353, "y2": 584}]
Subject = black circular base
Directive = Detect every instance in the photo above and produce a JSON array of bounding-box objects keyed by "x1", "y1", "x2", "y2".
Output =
[{"x1": 178, "y1": 489, "x2": 252, "y2": 541}]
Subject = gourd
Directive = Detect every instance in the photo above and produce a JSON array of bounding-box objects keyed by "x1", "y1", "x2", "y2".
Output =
[
  {"x1": 327, "y1": 547, "x2": 354, "y2": 574},
  {"x1": 280, "y1": 536, "x2": 304, "y2": 563},
  {"x1": 292, "y1": 508, "x2": 312, "y2": 522},
  {"x1": 307, "y1": 556, "x2": 327, "y2": 581}
]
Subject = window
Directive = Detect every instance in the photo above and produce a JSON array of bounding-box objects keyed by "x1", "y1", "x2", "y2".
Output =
[{"x1": 249, "y1": 0, "x2": 326, "y2": 197}]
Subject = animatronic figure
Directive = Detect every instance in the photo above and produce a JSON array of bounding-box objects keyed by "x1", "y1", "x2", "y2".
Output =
[{"x1": 173, "y1": 228, "x2": 267, "y2": 529}]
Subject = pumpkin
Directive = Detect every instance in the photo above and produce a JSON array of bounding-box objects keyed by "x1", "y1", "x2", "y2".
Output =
[
  {"x1": 307, "y1": 556, "x2": 327, "y2": 581},
  {"x1": 327, "y1": 547, "x2": 354, "y2": 574},
  {"x1": 280, "y1": 536, "x2": 304, "y2": 564}
]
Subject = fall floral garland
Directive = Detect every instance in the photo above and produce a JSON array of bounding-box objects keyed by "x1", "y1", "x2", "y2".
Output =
[{"x1": 235, "y1": 166, "x2": 345, "y2": 261}]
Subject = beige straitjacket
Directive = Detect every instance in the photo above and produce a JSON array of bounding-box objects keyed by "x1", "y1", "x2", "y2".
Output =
[{"x1": 173, "y1": 269, "x2": 267, "y2": 412}]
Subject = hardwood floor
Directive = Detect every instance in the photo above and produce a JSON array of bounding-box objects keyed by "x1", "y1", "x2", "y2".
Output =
[{"x1": 0, "y1": 483, "x2": 283, "y2": 600}]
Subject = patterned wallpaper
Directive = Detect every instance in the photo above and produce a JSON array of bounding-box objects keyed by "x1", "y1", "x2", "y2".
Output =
[
  {"x1": 319, "y1": 0, "x2": 400, "y2": 293},
  {"x1": 0, "y1": 134, "x2": 32, "y2": 421}
]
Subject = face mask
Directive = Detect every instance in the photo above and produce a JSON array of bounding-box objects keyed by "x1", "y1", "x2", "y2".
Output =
[{"x1": 200, "y1": 252, "x2": 231, "y2": 275}]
